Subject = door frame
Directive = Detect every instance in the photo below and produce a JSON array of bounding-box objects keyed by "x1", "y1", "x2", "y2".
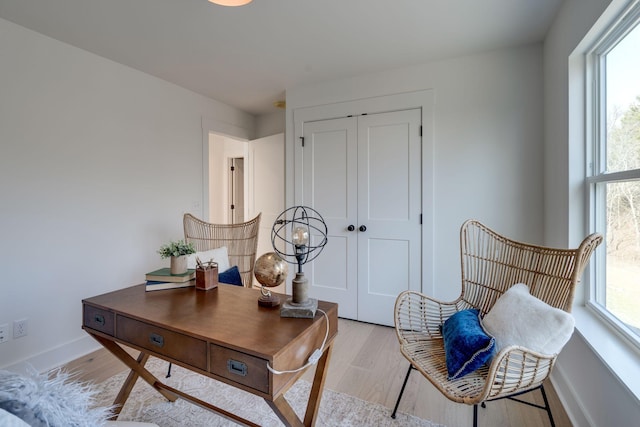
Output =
[
  {"x1": 201, "y1": 117, "x2": 251, "y2": 222},
  {"x1": 290, "y1": 90, "x2": 435, "y2": 296}
]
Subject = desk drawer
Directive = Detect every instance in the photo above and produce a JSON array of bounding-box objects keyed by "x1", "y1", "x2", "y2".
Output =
[
  {"x1": 210, "y1": 344, "x2": 269, "y2": 393},
  {"x1": 83, "y1": 305, "x2": 115, "y2": 336},
  {"x1": 116, "y1": 316, "x2": 207, "y2": 370}
]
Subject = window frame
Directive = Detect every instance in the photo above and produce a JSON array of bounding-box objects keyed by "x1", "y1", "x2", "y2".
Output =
[{"x1": 585, "y1": 1, "x2": 640, "y2": 349}]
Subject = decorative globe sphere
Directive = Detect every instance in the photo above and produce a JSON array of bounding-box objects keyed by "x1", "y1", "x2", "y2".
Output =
[{"x1": 254, "y1": 252, "x2": 288, "y2": 288}]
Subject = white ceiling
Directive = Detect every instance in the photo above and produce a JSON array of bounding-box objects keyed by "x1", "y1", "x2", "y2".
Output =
[{"x1": 0, "y1": 0, "x2": 563, "y2": 116}]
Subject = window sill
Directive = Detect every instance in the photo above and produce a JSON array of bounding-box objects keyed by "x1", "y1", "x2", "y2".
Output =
[{"x1": 572, "y1": 305, "x2": 640, "y2": 400}]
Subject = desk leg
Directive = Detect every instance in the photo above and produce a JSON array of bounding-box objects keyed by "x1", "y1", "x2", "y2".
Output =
[
  {"x1": 90, "y1": 334, "x2": 177, "y2": 419},
  {"x1": 110, "y1": 352, "x2": 149, "y2": 419},
  {"x1": 266, "y1": 343, "x2": 333, "y2": 427},
  {"x1": 304, "y1": 343, "x2": 333, "y2": 427},
  {"x1": 266, "y1": 395, "x2": 303, "y2": 427}
]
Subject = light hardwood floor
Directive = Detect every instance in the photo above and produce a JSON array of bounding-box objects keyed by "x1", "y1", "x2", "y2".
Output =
[{"x1": 65, "y1": 318, "x2": 571, "y2": 427}]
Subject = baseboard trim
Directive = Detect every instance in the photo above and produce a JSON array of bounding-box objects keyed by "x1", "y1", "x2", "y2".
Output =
[
  {"x1": 551, "y1": 365, "x2": 595, "y2": 427},
  {"x1": 3, "y1": 335, "x2": 101, "y2": 374}
]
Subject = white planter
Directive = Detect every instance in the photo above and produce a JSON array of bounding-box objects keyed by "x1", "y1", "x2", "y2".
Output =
[{"x1": 170, "y1": 255, "x2": 188, "y2": 275}]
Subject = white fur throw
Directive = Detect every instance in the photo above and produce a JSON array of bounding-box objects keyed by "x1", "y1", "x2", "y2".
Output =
[
  {"x1": 482, "y1": 283, "x2": 575, "y2": 355},
  {"x1": 0, "y1": 408, "x2": 29, "y2": 426},
  {"x1": 0, "y1": 367, "x2": 114, "y2": 427}
]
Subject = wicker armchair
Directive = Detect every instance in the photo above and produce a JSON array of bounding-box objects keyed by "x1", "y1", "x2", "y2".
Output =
[
  {"x1": 392, "y1": 220, "x2": 602, "y2": 426},
  {"x1": 183, "y1": 213, "x2": 261, "y2": 287}
]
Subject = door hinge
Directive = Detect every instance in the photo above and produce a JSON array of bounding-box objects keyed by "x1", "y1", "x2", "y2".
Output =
[
  {"x1": 420, "y1": 214, "x2": 422, "y2": 224},
  {"x1": 230, "y1": 165, "x2": 235, "y2": 171},
  {"x1": 230, "y1": 204, "x2": 235, "y2": 210},
  {"x1": 300, "y1": 136, "x2": 305, "y2": 147},
  {"x1": 420, "y1": 126, "x2": 422, "y2": 137}
]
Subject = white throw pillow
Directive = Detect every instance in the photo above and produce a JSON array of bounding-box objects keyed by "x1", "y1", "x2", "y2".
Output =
[
  {"x1": 482, "y1": 283, "x2": 575, "y2": 355},
  {"x1": 186, "y1": 246, "x2": 230, "y2": 272}
]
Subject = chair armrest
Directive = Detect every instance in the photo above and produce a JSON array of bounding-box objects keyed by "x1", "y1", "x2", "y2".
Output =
[
  {"x1": 482, "y1": 345, "x2": 557, "y2": 401},
  {"x1": 394, "y1": 290, "x2": 463, "y2": 343}
]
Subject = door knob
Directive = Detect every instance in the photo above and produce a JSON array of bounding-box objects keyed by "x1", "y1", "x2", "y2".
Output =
[
  {"x1": 359, "y1": 225, "x2": 367, "y2": 232},
  {"x1": 347, "y1": 225, "x2": 355, "y2": 231}
]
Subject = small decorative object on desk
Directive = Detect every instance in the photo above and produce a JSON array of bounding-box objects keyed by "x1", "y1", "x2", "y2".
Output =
[
  {"x1": 254, "y1": 252, "x2": 289, "y2": 307},
  {"x1": 195, "y1": 256, "x2": 218, "y2": 291},
  {"x1": 157, "y1": 240, "x2": 196, "y2": 275}
]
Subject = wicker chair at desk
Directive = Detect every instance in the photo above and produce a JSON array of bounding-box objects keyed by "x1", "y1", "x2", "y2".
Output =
[
  {"x1": 183, "y1": 212, "x2": 261, "y2": 288},
  {"x1": 392, "y1": 219, "x2": 602, "y2": 427}
]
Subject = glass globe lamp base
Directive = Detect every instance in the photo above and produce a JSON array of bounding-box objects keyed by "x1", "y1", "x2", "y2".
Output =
[{"x1": 280, "y1": 297, "x2": 318, "y2": 318}]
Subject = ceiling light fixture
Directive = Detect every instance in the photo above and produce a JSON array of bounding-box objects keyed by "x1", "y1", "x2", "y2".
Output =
[{"x1": 208, "y1": 0, "x2": 253, "y2": 6}]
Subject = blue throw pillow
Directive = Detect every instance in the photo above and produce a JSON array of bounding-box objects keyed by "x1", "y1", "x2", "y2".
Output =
[
  {"x1": 219, "y1": 265, "x2": 243, "y2": 286},
  {"x1": 442, "y1": 309, "x2": 495, "y2": 380}
]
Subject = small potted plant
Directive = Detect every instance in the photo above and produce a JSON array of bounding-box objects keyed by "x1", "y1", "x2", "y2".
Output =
[{"x1": 158, "y1": 240, "x2": 196, "y2": 275}]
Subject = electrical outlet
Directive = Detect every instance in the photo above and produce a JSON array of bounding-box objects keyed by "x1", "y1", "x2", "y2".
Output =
[
  {"x1": 13, "y1": 318, "x2": 28, "y2": 339},
  {"x1": 0, "y1": 323, "x2": 9, "y2": 343}
]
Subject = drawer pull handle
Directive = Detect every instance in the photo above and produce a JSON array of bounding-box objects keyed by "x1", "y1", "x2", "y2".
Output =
[
  {"x1": 149, "y1": 333, "x2": 164, "y2": 348},
  {"x1": 94, "y1": 314, "x2": 105, "y2": 326},
  {"x1": 227, "y1": 359, "x2": 247, "y2": 377}
]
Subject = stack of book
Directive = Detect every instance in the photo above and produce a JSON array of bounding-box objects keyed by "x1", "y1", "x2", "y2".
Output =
[{"x1": 145, "y1": 268, "x2": 196, "y2": 291}]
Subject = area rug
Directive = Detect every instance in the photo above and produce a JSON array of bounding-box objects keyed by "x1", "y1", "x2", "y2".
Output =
[{"x1": 92, "y1": 357, "x2": 442, "y2": 427}]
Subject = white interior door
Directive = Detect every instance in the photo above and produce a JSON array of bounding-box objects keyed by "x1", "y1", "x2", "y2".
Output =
[
  {"x1": 299, "y1": 110, "x2": 421, "y2": 326},
  {"x1": 302, "y1": 119, "x2": 359, "y2": 319},
  {"x1": 248, "y1": 133, "x2": 285, "y2": 288},
  {"x1": 356, "y1": 110, "x2": 422, "y2": 325}
]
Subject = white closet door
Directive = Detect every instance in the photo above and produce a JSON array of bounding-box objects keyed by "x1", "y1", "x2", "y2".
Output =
[
  {"x1": 299, "y1": 110, "x2": 421, "y2": 326},
  {"x1": 356, "y1": 109, "x2": 422, "y2": 326},
  {"x1": 301, "y1": 118, "x2": 359, "y2": 319}
]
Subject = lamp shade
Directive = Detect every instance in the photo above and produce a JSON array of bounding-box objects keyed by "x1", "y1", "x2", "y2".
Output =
[
  {"x1": 208, "y1": 0, "x2": 252, "y2": 6},
  {"x1": 271, "y1": 206, "x2": 327, "y2": 268}
]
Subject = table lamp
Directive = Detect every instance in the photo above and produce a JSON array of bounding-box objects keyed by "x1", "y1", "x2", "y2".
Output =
[{"x1": 271, "y1": 206, "x2": 327, "y2": 318}]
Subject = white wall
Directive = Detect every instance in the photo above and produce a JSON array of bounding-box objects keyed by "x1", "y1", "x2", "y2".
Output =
[
  {"x1": 255, "y1": 111, "x2": 285, "y2": 139},
  {"x1": 544, "y1": 0, "x2": 640, "y2": 425},
  {"x1": 544, "y1": 0, "x2": 613, "y2": 248},
  {"x1": 0, "y1": 18, "x2": 254, "y2": 371},
  {"x1": 286, "y1": 44, "x2": 544, "y2": 301}
]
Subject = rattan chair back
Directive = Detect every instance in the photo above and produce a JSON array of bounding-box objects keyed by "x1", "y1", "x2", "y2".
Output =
[
  {"x1": 459, "y1": 220, "x2": 603, "y2": 314},
  {"x1": 183, "y1": 213, "x2": 261, "y2": 287}
]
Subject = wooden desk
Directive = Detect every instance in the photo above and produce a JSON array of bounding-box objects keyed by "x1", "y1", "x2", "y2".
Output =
[{"x1": 82, "y1": 284, "x2": 338, "y2": 427}]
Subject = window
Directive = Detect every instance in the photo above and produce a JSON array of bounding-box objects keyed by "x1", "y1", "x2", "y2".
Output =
[{"x1": 587, "y1": 3, "x2": 640, "y2": 346}]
